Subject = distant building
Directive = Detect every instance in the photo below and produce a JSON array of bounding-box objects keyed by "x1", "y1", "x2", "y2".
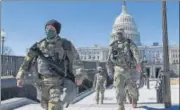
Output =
[
  {"x1": 77, "y1": 45, "x2": 109, "y2": 62},
  {"x1": 77, "y1": 43, "x2": 179, "y2": 77},
  {"x1": 138, "y1": 43, "x2": 179, "y2": 65},
  {"x1": 138, "y1": 43, "x2": 163, "y2": 64},
  {"x1": 169, "y1": 45, "x2": 179, "y2": 64}
]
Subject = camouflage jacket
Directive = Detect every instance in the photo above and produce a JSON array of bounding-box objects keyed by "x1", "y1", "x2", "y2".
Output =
[
  {"x1": 106, "y1": 39, "x2": 141, "y2": 74},
  {"x1": 93, "y1": 72, "x2": 107, "y2": 89},
  {"x1": 16, "y1": 36, "x2": 85, "y2": 81}
]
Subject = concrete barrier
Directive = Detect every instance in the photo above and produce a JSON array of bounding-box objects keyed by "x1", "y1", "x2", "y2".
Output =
[
  {"x1": 71, "y1": 89, "x2": 94, "y2": 104},
  {"x1": 1, "y1": 98, "x2": 38, "y2": 110}
]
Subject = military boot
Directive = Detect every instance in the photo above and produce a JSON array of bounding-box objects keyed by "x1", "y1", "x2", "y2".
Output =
[{"x1": 117, "y1": 104, "x2": 125, "y2": 110}]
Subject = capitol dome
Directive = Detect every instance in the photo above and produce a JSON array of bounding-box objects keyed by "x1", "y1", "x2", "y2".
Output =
[{"x1": 110, "y1": 2, "x2": 141, "y2": 45}]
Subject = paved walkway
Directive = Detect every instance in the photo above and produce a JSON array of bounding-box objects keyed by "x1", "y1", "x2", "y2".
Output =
[
  {"x1": 1, "y1": 77, "x2": 179, "y2": 110},
  {"x1": 15, "y1": 87, "x2": 165, "y2": 110},
  {"x1": 14, "y1": 84, "x2": 179, "y2": 110}
]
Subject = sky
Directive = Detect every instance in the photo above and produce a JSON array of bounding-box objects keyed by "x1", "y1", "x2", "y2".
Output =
[{"x1": 1, "y1": 1, "x2": 179, "y2": 56}]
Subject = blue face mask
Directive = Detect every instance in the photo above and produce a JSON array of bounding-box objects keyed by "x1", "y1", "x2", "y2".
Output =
[{"x1": 46, "y1": 29, "x2": 57, "y2": 40}]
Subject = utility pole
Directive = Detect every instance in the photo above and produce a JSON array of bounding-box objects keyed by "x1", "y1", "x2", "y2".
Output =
[{"x1": 161, "y1": 1, "x2": 171, "y2": 108}]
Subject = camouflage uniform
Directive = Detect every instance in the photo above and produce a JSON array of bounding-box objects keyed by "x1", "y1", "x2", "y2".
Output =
[
  {"x1": 16, "y1": 20, "x2": 85, "y2": 110},
  {"x1": 93, "y1": 67, "x2": 107, "y2": 104},
  {"x1": 106, "y1": 29, "x2": 141, "y2": 110}
]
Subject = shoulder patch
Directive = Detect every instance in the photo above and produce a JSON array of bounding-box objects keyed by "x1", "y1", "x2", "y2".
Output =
[{"x1": 61, "y1": 38, "x2": 72, "y2": 51}]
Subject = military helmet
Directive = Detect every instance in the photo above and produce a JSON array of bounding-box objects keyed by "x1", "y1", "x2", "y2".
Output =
[{"x1": 97, "y1": 66, "x2": 102, "y2": 72}]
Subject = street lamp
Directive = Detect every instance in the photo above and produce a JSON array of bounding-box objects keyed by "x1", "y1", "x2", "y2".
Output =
[
  {"x1": 1, "y1": 29, "x2": 6, "y2": 76},
  {"x1": 161, "y1": 1, "x2": 171, "y2": 108},
  {"x1": 1, "y1": 29, "x2": 6, "y2": 55}
]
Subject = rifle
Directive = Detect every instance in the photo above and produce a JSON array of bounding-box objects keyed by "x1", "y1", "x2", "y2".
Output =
[{"x1": 30, "y1": 43, "x2": 75, "y2": 82}]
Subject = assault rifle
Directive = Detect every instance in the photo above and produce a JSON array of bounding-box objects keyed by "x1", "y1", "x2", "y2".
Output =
[{"x1": 30, "y1": 43, "x2": 75, "y2": 82}]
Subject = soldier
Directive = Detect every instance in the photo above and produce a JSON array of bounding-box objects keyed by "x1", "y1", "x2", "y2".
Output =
[
  {"x1": 93, "y1": 66, "x2": 107, "y2": 104},
  {"x1": 106, "y1": 28, "x2": 142, "y2": 110},
  {"x1": 16, "y1": 19, "x2": 86, "y2": 110}
]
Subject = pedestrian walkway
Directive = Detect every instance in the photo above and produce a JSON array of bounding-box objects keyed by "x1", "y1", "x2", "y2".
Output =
[{"x1": 15, "y1": 87, "x2": 166, "y2": 110}]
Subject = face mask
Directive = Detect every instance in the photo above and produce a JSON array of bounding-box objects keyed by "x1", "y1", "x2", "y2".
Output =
[
  {"x1": 46, "y1": 29, "x2": 57, "y2": 40},
  {"x1": 117, "y1": 33, "x2": 125, "y2": 41}
]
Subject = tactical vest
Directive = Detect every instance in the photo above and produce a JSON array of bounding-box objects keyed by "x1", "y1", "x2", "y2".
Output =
[
  {"x1": 96, "y1": 73, "x2": 106, "y2": 85},
  {"x1": 111, "y1": 39, "x2": 136, "y2": 69},
  {"x1": 34, "y1": 37, "x2": 72, "y2": 78}
]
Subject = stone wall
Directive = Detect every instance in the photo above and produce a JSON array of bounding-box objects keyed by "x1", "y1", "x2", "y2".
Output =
[{"x1": 1, "y1": 85, "x2": 37, "y2": 101}]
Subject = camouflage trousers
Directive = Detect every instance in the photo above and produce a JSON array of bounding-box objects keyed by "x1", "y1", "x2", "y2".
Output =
[
  {"x1": 114, "y1": 66, "x2": 139, "y2": 104},
  {"x1": 37, "y1": 78, "x2": 77, "y2": 110},
  {"x1": 95, "y1": 86, "x2": 105, "y2": 103}
]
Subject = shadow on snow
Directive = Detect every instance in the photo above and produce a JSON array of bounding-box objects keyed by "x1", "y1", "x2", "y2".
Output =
[{"x1": 140, "y1": 105, "x2": 179, "y2": 110}]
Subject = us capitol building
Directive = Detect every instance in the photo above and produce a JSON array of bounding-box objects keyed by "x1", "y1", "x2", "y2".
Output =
[{"x1": 77, "y1": 2, "x2": 179, "y2": 77}]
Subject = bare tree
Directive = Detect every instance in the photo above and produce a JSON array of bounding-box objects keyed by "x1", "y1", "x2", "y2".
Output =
[{"x1": 3, "y1": 46, "x2": 14, "y2": 55}]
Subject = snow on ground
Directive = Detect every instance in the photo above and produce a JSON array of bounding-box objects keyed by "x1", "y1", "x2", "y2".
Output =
[
  {"x1": 14, "y1": 85, "x2": 179, "y2": 110},
  {"x1": 1, "y1": 78, "x2": 177, "y2": 110}
]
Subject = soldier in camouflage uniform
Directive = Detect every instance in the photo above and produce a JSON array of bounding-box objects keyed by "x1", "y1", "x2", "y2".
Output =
[
  {"x1": 106, "y1": 28, "x2": 142, "y2": 110},
  {"x1": 93, "y1": 66, "x2": 107, "y2": 104},
  {"x1": 16, "y1": 19, "x2": 86, "y2": 110}
]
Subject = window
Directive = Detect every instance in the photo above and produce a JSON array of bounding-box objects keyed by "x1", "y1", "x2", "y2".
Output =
[
  {"x1": 6, "y1": 70, "x2": 9, "y2": 75},
  {"x1": 173, "y1": 60, "x2": 176, "y2": 63},
  {"x1": 97, "y1": 56, "x2": 99, "y2": 59},
  {"x1": 88, "y1": 56, "x2": 91, "y2": 59}
]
